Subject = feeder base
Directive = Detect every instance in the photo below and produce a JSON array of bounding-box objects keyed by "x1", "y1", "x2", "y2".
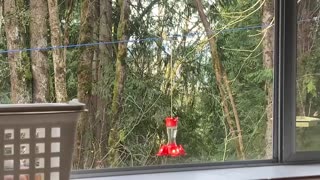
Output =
[{"x1": 157, "y1": 143, "x2": 186, "y2": 157}]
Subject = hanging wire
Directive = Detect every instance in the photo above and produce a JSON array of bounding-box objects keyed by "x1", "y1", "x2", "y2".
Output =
[
  {"x1": 170, "y1": 48, "x2": 173, "y2": 118},
  {"x1": 0, "y1": 24, "x2": 269, "y2": 55},
  {"x1": 0, "y1": 18, "x2": 315, "y2": 56}
]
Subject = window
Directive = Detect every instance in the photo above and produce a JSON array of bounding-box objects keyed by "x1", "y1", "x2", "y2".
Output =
[
  {"x1": 281, "y1": 0, "x2": 320, "y2": 162},
  {"x1": 296, "y1": 0, "x2": 320, "y2": 152},
  {"x1": 70, "y1": 0, "x2": 275, "y2": 168},
  {"x1": 0, "y1": 0, "x2": 320, "y2": 178}
]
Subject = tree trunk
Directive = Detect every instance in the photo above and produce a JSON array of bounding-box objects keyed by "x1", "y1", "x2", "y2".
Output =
[
  {"x1": 75, "y1": 0, "x2": 97, "y2": 169},
  {"x1": 48, "y1": 0, "x2": 68, "y2": 102},
  {"x1": 194, "y1": 0, "x2": 245, "y2": 160},
  {"x1": 222, "y1": 72, "x2": 245, "y2": 159},
  {"x1": 0, "y1": 2, "x2": 3, "y2": 37},
  {"x1": 296, "y1": 0, "x2": 318, "y2": 116},
  {"x1": 297, "y1": 0, "x2": 315, "y2": 58},
  {"x1": 63, "y1": 0, "x2": 75, "y2": 70},
  {"x1": 95, "y1": 0, "x2": 113, "y2": 167},
  {"x1": 29, "y1": 0, "x2": 49, "y2": 103},
  {"x1": 3, "y1": 0, "x2": 31, "y2": 104},
  {"x1": 262, "y1": 0, "x2": 274, "y2": 159},
  {"x1": 108, "y1": 0, "x2": 130, "y2": 166}
]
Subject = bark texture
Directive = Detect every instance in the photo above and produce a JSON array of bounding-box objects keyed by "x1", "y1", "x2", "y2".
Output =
[
  {"x1": 3, "y1": 0, "x2": 30, "y2": 104},
  {"x1": 262, "y1": 0, "x2": 274, "y2": 159},
  {"x1": 297, "y1": 0, "x2": 315, "y2": 58},
  {"x1": 48, "y1": 0, "x2": 68, "y2": 102},
  {"x1": 194, "y1": 0, "x2": 245, "y2": 159},
  {"x1": 30, "y1": 0, "x2": 49, "y2": 103},
  {"x1": 75, "y1": 0, "x2": 97, "y2": 169},
  {"x1": 108, "y1": 0, "x2": 130, "y2": 166},
  {"x1": 296, "y1": 0, "x2": 318, "y2": 116},
  {"x1": 94, "y1": 0, "x2": 113, "y2": 166}
]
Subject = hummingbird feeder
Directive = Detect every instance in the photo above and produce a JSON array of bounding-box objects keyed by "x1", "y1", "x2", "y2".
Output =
[
  {"x1": 157, "y1": 47, "x2": 185, "y2": 157},
  {"x1": 157, "y1": 117, "x2": 185, "y2": 157}
]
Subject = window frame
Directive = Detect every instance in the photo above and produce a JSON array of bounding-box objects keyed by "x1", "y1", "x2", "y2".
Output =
[
  {"x1": 71, "y1": 0, "x2": 320, "y2": 178},
  {"x1": 281, "y1": 0, "x2": 320, "y2": 162},
  {"x1": 280, "y1": 0, "x2": 297, "y2": 162}
]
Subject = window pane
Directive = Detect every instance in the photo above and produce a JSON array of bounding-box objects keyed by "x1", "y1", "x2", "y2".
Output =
[
  {"x1": 1, "y1": 0, "x2": 274, "y2": 169},
  {"x1": 296, "y1": 0, "x2": 320, "y2": 151}
]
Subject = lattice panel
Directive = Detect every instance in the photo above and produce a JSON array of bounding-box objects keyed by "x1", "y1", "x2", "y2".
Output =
[{"x1": 2, "y1": 127, "x2": 62, "y2": 180}]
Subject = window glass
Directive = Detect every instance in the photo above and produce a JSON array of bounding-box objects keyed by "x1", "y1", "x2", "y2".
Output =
[
  {"x1": 296, "y1": 0, "x2": 320, "y2": 151},
  {"x1": 0, "y1": 0, "x2": 274, "y2": 169}
]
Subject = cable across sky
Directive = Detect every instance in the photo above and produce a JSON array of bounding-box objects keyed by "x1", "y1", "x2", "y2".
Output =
[
  {"x1": 0, "y1": 24, "x2": 267, "y2": 55},
  {"x1": 0, "y1": 17, "x2": 316, "y2": 55}
]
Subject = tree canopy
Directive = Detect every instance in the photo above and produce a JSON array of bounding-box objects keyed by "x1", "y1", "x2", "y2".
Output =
[{"x1": 0, "y1": 0, "x2": 319, "y2": 169}]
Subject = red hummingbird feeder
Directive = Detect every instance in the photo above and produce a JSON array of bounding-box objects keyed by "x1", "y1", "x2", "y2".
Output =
[{"x1": 157, "y1": 117, "x2": 185, "y2": 157}]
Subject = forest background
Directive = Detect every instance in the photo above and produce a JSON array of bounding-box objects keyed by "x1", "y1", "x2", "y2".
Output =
[{"x1": 0, "y1": 0, "x2": 319, "y2": 169}]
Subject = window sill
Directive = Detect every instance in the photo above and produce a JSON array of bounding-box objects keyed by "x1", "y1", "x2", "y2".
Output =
[{"x1": 72, "y1": 164, "x2": 320, "y2": 180}]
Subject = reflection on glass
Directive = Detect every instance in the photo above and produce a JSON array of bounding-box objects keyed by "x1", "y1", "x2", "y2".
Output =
[{"x1": 296, "y1": 0, "x2": 320, "y2": 151}]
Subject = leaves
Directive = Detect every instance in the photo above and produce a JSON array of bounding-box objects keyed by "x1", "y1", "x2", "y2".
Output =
[
  {"x1": 0, "y1": 0, "x2": 281, "y2": 167},
  {"x1": 246, "y1": 68, "x2": 273, "y2": 83},
  {"x1": 306, "y1": 79, "x2": 317, "y2": 97}
]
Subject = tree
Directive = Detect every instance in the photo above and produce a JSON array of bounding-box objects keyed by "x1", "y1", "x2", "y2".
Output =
[
  {"x1": 1, "y1": 0, "x2": 283, "y2": 168},
  {"x1": 29, "y1": 0, "x2": 49, "y2": 103},
  {"x1": 194, "y1": 0, "x2": 245, "y2": 159},
  {"x1": 108, "y1": 0, "x2": 131, "y2": 166},
  {"x1": 262, "y1": 0, "x2": 274, "y2": 159},
  {"x1": 3, "y1": 0, "x2": 31, "y2": 104},
  {"x1": 296, "y1": 0, "x2": 319, "y2": 116},
  {"x1": 75, "y1": 0, "x2": 98, "y2": 169},
  {"x1": 48, "y1": 0, "x2": 68, "y2": 102},
  {"x1": 94, "y1": 0, "x2": 114, "y2": 166}
]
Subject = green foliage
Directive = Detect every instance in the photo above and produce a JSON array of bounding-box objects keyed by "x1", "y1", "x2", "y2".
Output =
[
  {"x1": 246, "y1": 69, "x2": 273, "y2": 84},
  {"x1": 66, "y1": 49, "x2": 80, "y2": 98},
  {"x1": 0, "y1": 59, "x2": 10, "y2": 103},
  {"x1": 306, "y1": 77, "x2": 317, "y2": 97},
  {"x1": 297, "y1": 35, "x2": 320, "y2": 115},
  {"x1": 0, "y1": 0, "x2": 283, "y2": 168}
]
